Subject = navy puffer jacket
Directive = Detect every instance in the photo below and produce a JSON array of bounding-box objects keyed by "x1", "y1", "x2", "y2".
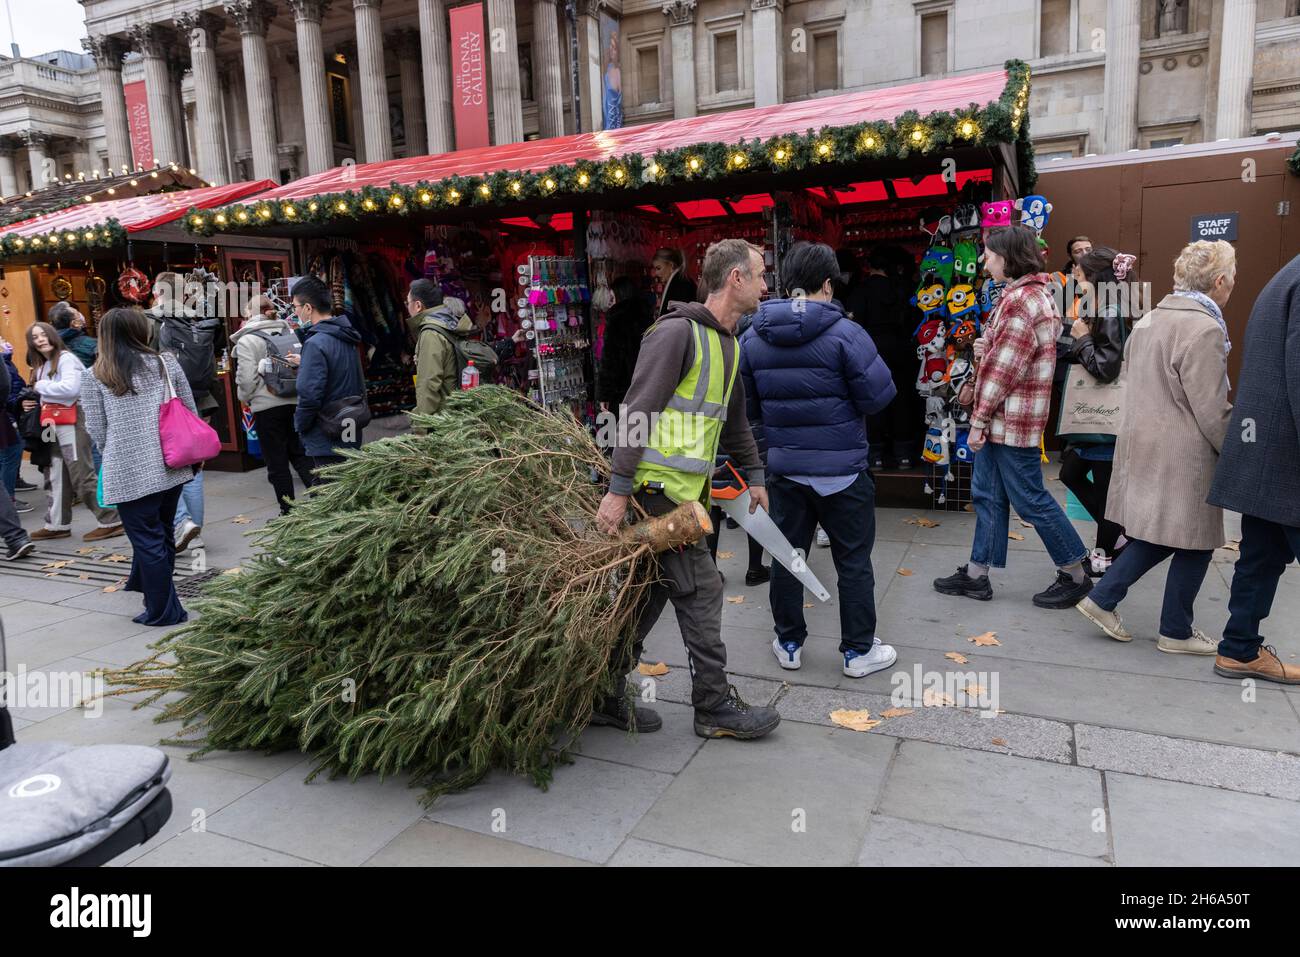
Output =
[
  {"x1": 740, "y1": 298, "x2": 897, "y2": 477},
  {"x1": 295, "y1": 314, "x2": 366, "y2": 456}
]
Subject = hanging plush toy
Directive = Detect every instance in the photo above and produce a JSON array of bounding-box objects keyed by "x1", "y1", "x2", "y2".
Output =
[
  {"x1": 980, "y1": 200, "x2": 1016, "y2": 229},
  {"x1": 919, "y1": 248, "x2": 955, "y2": 289},
  {"x1": 915, "y1": 317, "x2": 948, "y2": 396},
  {"x1": 979, "y1": 276, "x2": 1006, "y2": 319},
  {"x1": 1016, "y1": 194, "x2": 1053, "y2": 233},
  {"x1": 945, "y1": 284, "x2": 979, "y2": 323},
  {"x1": 920, "y1": 214, "x2": 954, "y2": 247},
  {"x1": 953, "y1": 237, "x2": 981, "y2": 280},
  {"x1": 953, "y1": 428, "x2": 972, "y2": 463},
  {"x1": 912, "y1": 282, "x2": 947, "y2": 317}
]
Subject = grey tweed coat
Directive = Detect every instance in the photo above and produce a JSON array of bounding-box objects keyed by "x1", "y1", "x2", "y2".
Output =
[{"x1": 79, "y1": 352, "x2": 197, "y2": 506}]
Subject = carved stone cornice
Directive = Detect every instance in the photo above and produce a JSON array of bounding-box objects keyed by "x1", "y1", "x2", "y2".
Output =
[
  {"x1": 176, "y1": 11, "x2": 225, "y2": 48},
  {"x1": 751, "y1": 0, "x2": 783, "y2": 10},
  {"x1": 128, "y1": 22, "x2": 173, "y2": 59},
  {"x1": 81, "y1": 34, "x2": 126, "y2": 69},
  {"x1": 288, "y1": 0, "x2": 333, "y2": 23},
  {"x1": 223, "y1": 0, "x2": 276, "y2": 37}
]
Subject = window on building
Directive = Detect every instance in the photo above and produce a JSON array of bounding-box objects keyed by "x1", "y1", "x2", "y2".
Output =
[
  {"x1": 921, "y1": 13, "x2": 948, "y2": 75},
  {"x1": 638, "y1": 45, "x2": 661, "y2": 104},
  {"x1": 1040, "y1": 0, "x2": 1071, "y2": 57},
  {"x1": 714, "y1": 31, "x2": 739, "y2": 92},
  {"x1": 1150, "y1": 136, "x2": 1183, "y2": 148},
  {"x1": 813, "y1": 32, "x2": 839, "y2": 92}
]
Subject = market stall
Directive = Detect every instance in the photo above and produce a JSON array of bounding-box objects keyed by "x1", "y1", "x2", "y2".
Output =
[
  {"x1": 184, "y1": 60, "x2": 1037, "y2": 505},
  {"x1": 0, "y1": 179, "x2": 283, "y2": 470}
]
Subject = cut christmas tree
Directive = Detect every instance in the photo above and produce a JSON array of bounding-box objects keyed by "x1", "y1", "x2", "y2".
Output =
[{"x1": 103, "y1": 386, "x2": 709, "y2": 802}]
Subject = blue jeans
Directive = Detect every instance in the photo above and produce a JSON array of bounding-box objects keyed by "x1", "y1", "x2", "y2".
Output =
[
  {"x1": 173, "y1": 470, "x2": 204, "y2": 529},
  {"x1": 0, "y1": 442, "x2": 22, "y2": 497},
  {"x1": 1218, "y1": 514, "x2": 1300, "y2": 661},
  {"x1": 768, "y1": 471, "x2": 878, "y2": 654},
  {"x1": 971, "y1": 442, "x2": 1087, "y2": 569},
  {"x1": 1091, "y1": 538, "x2": 1212, "y2": 639}
]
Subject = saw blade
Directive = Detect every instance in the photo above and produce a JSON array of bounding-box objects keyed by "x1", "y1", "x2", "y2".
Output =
[{"x1": 715, "y1": 491, "x2": 831, "y2": 602}]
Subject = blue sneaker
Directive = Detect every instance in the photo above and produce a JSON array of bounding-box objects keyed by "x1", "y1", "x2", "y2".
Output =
[
  {"x1": 842, "y1": 638, "x2": 898, "y2": 678},
  {"x1": 771, "y1": 638, "x2": 802, "y2": 670}
]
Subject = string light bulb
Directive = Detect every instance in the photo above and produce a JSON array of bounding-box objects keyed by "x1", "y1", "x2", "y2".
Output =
[
  {"x1": 542, "y1": 177, "x2": 556, "y2": 191},
  {"x1": 478, "y1": 183, "x2": 491, "y2": 198},
  {"x1": 308, "y1": 201, "x2": 319, "y2": 212},
  {"x1": 389, "y1": 193, "x2": 404, "y2": 207},
  {"x1": 283, "y1": 204, "x2": 297, "y2": 217},
  {"x1": 686, "y1": 156, "x2": 701, "y2": 173},
  {"x1": 335, "y1": 200, "x2": 349, "y2": 213},
  {"x1": 362, "y1": 197, "x2": 376, "y2": 210},
  {"x1": 419, "y1": 190, "x2": 433, "y2": 203},
  {"x1": 508, "y1": 180, "x2": 522, "y2": 194},
  {"x1": 730, "y1": 152, "x2": 747, "y2": 168},
  {"x1": 215, "y1": 213, "x2": 228, "y2": 225},
  {"x1": 236, "y1": 209, "x2": 249, "y2": 221},
  {"x1": 447, "y1": 188, "x2": 460, "y2": 202},
  {"x1": 577, "y1": 171, "x2": 590, "y2": 186}
]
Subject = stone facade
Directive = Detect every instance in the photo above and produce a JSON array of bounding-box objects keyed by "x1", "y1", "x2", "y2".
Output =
[{"x1": 0, "y1": 0, "x2": 1296, "y2": 196}]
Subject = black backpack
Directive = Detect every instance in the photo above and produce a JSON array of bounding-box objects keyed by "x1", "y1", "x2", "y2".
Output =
[
  {"x1": 249, "y1": 328, "x2": 302, "y2": 397},
  {"x1": 422, "y1": 324, "x2": 499, "y2": 381},
  {"x1": 158, "y1": 318, "x2": 219, "y2": 398}
]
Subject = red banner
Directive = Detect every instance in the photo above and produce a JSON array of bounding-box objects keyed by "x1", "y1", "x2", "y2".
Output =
[
  {"x1": 124, "y1": 80, "x2": 153, "y2": 169},
  {"x1": 450, "y1": 2, "x2": 489, "y2": 150}
]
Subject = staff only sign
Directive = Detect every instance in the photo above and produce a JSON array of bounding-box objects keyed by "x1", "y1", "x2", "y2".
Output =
[{"x1": 1190, "y1": 212, "x2": 1239, "y2": 242}]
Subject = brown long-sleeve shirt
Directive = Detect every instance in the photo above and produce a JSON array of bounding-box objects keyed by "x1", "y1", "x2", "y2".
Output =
[{"x1": 609, "y1": 301, "x2": 764, "y2": 496}]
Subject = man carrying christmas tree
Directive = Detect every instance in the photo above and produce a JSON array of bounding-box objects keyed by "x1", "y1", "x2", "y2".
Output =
[{"x1": 596, "y1": 239, "x2": 781, "y2": 740}]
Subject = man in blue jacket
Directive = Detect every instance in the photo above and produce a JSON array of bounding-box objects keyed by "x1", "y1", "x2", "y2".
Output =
[
  {"x1": 291, "y1": 276, "x2": 367, "y2": 479},
  {"x1": 741, "y1": 241, "x2": 899, "y2": 678}
]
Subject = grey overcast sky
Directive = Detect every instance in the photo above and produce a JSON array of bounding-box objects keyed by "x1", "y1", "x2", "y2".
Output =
[{"x1": 3, "y1": 0, "x2": 89, "y2": 58}]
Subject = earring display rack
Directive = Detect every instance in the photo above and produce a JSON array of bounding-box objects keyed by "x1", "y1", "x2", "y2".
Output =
[{"x1": 521, "y1": 255, "x2": 592, "y2": 421}]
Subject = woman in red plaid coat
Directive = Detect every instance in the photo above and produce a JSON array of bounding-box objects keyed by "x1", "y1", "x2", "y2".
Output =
[{"x1": 933, "y1": 225, "x2": 1091, "y2": 608}]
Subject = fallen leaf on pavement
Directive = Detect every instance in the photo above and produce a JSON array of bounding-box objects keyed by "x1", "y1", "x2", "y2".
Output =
[
  {"x1": 922, "y1": 689, "x2": 955, "y2": 707},
  {"x1": 1019, "y1": 520, "x2": 1034, "y2": 528},
  {"x1": 104, "y1": 554, "x2": 128, "y2": 563},
  {"x1": 913, "y1": 517, "x2": 940, "y2": 528},
  {"x1": 880, "y1": 707, "x2": 914, "y2": 719},
  {"x1": 78, "y1": 574, "x2": 90, "y2": 581},
  {"x1": 231, "y1": 515, "x2": 252, "y2": 525},
  {"x1": 637, "y1": 662, "x2": 669, "y2": 676},
  {"x1": 1008, "y1": 531, "x2": 1025, "y2": 541},
  {"x1": 726, "y1": 595, "x2": 745, "y2": 604},
  {"x1": 968, "y1": 631, "x2": 1000, "y2": 646},
  {"x1": 41, "y1": 560, "x2": 73, "y2": 569},
  {"x1": 1221, "y1": 540, "x2": 1240, "y2": 552},
  {"x1": 963, "y1": 504, "x2": 974, "y2": 512},
  {"x1": 103, "y1": 584, "x2": 121, "y2": 593},
  {"x1": 897, "y1": 568, "x2": 913, "y2": 576},
  {"x1": 962, "y1": 683, "x2": 988, "y2": 699},
  {"x1": 944, "y1": 652, "x2": 970, "y2": 664},
  {"x1": 803, "y1": 602, "x2": 813, "y2": 608},
  {"x1": 829, "y1": 709, "x2": 881, "y2": 732},
  {"x1": 716, "y1": 551, "x2": 734, "y2": 560},
  {"x1": 75, "y1": 547, "x2": 97, "y2": 555},
  {"x1": 991, "y1": 738, "x2": 1008, "y2": 747},
  {"x1": 223, "y1": 567, "x2": 242, "y2": 575}
]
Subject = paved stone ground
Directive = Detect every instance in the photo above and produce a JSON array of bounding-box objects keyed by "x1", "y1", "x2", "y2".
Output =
[{"x1": 2, "y1": 434, "x2": 1297, "y2": 867}]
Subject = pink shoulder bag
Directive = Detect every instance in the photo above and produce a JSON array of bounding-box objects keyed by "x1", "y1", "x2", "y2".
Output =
[{"x1": 157, "y1": 356, "x2": 221, "y2": 468}]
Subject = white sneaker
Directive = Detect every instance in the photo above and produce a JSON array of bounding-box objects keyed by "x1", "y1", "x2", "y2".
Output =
[
  {"x1": 842, "y1": 638, "x2": 897, "y2": 678},
  {"x1": 1088, "y1": 548, "x2": 1112, "y2": 576},
  {"x1": 1158, "y1": 628, "x2": 1218, "y2": 656},
  {"x1": 772, "y1": 637, "x2": 802, "y2": 670},
  {"x1": 175, "y1": 519, "x2": 201, "y2": 550},
  {"x1": 815, "y1": 527, "x2": 830, "y2": 548}
]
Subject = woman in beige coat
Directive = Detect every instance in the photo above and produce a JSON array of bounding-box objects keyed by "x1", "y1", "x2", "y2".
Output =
[{"x1": 1076, "y1": 240, "x2": 1235, "y2": 654}]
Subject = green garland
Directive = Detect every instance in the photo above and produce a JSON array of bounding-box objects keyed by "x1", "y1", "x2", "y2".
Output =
[
  {"x1": 0, "y1": 218, "x2": 127, "y2": 258},
  {"x1": 1289, "y1": 143, "x2": 1300, "y2": 177},
  {"x1": 185, "y1": 59, "x2": 1035, "y2": 237}
]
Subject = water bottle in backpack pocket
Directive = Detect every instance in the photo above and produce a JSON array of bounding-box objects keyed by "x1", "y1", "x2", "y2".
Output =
[{"x1": 250, "y1": 328, "x2": 303, "y2": 397}]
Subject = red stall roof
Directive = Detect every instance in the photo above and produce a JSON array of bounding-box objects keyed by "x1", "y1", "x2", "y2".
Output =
[
  {"x1": 250, "y1": 68, "x2": 1013, "y2": 204},
  {"x1": 0, "y1": 180, "x2": 277, "y2": 240}
]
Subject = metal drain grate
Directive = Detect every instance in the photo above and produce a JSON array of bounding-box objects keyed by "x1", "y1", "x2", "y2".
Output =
[
  {"x1": 0, "y1": 540, "x2": 223, "y2": 589},
  {"x1": 175, "y1": 568, "x2": 223, "y2": 597}
]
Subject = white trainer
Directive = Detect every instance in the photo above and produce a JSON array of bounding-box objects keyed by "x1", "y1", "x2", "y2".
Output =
[
  {"x1": 842, "y1": 638, "x2": 897, "y2": 678},
  {"x1": 1076, "y1": 595, "x2": 1132, "y2": 642},
  {"x1": 175, "y1": 519, "x2": 202, "y2": 550},
  {"x1": 1158, "y1": 629, "x2": 1218, "y2": 656},
  {"x1": 772, "y1": 638, "x2": 802, "y2": 670}
]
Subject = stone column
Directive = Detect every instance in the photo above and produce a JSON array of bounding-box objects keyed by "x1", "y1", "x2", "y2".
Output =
[
  {"x1": 577, "y1": 1, "x2": 604, "y2": 131},
  {"x1": 352, "y1": 0, "x2": 392, "y2": 162},
  {"x1": 1215, "y1": 0, "x2": 1257, "y2": 140},
  {"x1": 288, "y1": 0, "x2": 335, "y2": 174},
  {"x1": 220, "y1": 64, "x2": 247, "y2": 182},
  {"x1": 1101, "y1": 0, "x2": 1140, "y2": 153},
  {"x1": 0, "y1": 145, "x2": 19, "y2": 197},
  {"x1": 81, "y1": 35, "x2": 132, "y2": 171},
  {"x1": 178, "y1": 12, "x2": 228, "y2": 185},
  {"x1": 751, "y1": 0, "x2": 782, "y2": 107},
  {"x1": 487, "y1": 0, "x2": 524, "y2": 144},
  {"x1": 128, "y1": 23, "x2": 182, "y2": 165},
  {"x1": 393, "y1": 28, "x2": 427, "y2": 155},
  {"x1": 168, "y1": 56, "x2": 191, "y2": 167},
  {"x1": 533, "y1": 0, "x2": 565, "y2": 137},
  {"x1": 225, "y1": 1, "x2": 280, "y2": 181},
  {"x1": 20, "y1": 131, "x2": 51, "y2": 189},
  {"x1": 663, "y1": 0, "x2": 697, "y2": 120},
  {"x1": 339, "y1": 41, "x2": 365, "y2": 162},
  {"x1": 418, "y1": 0, "x2": 453, "y2": 153}
]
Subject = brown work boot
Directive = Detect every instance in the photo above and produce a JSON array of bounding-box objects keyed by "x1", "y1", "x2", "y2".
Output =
[
  {"x1": 1214, "y1": 646, "x2": 1300, "y2": 685},
  {"x1": 30, "y1": 528, "x2": 71, "y2": 541},
  {"x1": 83, "y1": 524, "x2": 126, "y2": 542}
]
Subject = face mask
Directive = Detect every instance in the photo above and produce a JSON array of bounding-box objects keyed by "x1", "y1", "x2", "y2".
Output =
[{"x1": 0, "y1": 343, "x2": 11, "y2": 356}]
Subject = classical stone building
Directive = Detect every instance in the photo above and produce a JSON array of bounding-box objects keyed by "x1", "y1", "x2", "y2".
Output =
[{"x1": 1, "y1": 0, "x2": 1297, "y2": 196}]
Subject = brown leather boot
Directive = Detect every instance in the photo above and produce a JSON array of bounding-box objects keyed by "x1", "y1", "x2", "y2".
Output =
[
  {"x1": 30, "y1": 528, "x2": 71, "y2": 541},
  {"x1": 83, "y1": 524, "x2": 126, "y2": 542},
  {"x1": 1214, "y1": 646, "x2": 1300, "y2": 685}
]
